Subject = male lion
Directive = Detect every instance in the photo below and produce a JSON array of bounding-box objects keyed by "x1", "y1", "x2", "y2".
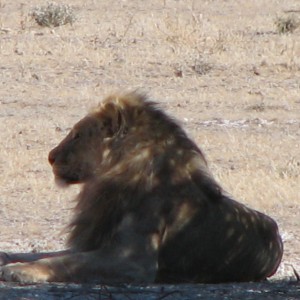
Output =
[{"x1": 0, "y1": 92, "x2": 283, "y2": 284}]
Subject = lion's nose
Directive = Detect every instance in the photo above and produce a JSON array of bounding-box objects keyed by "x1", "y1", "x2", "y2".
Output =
[{"x1": 48, "y1": 150, "x2": 56, "y2": 165}]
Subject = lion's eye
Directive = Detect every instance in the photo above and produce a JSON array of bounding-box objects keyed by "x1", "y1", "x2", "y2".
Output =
[{"x1": 73, "y1": 132, "x2": 80, "y2": 140}]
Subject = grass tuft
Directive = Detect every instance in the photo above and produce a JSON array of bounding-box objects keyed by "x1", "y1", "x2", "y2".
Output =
[
  {"x1": 275, "y1": 15, "x2": 299, "y2": 34},
  {"x1": 30, "y1": 2, "x2": 76, "y2": 27}
]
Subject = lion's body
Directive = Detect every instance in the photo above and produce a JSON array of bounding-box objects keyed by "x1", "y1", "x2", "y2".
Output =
[{"x1": 0, "y1": 93, "x2": 283, "y2": 284}]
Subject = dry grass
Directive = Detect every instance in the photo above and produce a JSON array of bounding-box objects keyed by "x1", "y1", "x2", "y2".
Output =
[
  {"x1": 30, "y1": 2, "x2": 76, "y2": 28},
  {"x1": 275, "y1": 14, "x2": 300, "y2": 34},
  {"x1": 0, "y1": 0, "x2": 299, "y2": 281}
]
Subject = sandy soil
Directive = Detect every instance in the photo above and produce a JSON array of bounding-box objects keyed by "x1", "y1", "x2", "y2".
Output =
[{"x1": 0, "y1": 0, "x2": 299, "y2": 284}]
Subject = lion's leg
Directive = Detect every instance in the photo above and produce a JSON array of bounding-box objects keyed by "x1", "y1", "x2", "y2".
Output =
[
  {"x1": 0, "y1": 248, "x2": 157, "y2": 284},
  {"x1": 0, "y1": 250, "x2": 71, "y2": 266}
]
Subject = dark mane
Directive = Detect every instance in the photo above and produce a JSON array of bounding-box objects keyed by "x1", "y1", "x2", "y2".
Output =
[{"x1": 67, "y1": 93, "x2": 222, "y2": 251}]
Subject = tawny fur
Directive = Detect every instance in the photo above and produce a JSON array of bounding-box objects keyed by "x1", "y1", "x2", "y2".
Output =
[{"x1": 0, "y1": 92, "x2": 283, "y2": 284}]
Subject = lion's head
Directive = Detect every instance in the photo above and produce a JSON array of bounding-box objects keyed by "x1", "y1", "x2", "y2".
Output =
[
  {"x1": 48, "y1": 92, "x2": 206, "y2": 188},
  {"x1": 48, "y1": 95, "x2": 127, "y2": 184}
]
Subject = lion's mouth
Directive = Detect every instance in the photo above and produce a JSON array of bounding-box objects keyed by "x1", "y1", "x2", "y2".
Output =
[
  {"x1": 51, "y1": 166, "x2": 82, "y2": 186},
  {"x1": 54, "y1": 174, "x2": 83, "y2": 186}
]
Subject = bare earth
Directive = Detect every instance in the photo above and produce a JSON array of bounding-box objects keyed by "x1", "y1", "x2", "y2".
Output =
[{"x1": 0, "y1": 0, "x2": 299, "y2": 297}]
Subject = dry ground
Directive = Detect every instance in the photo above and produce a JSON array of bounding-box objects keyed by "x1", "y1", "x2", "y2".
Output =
[{"x1": 0, "y1": 0, "x2": 299, "y2": 286}]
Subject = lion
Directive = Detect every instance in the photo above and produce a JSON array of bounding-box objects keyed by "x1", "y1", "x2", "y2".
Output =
[{"x1": 0, "y1": 92, "x2": 283, "y2": 284}]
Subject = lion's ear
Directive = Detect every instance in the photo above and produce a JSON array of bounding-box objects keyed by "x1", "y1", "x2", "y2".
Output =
[{"x1": 102, "y1": 102, "x2": 126, "y2": 137}]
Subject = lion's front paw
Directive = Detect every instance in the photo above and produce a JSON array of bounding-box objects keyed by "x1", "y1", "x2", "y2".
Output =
[
  {"x1": 0, "y1": 262, "x2": 51, "y2": 284},
  {"x1": 0, "y1": 263, "x2": 37, "y2": 284}
]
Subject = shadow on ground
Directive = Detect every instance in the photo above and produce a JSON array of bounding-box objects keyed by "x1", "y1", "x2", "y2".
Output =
[{"x1": 0, "y1": 280, "x2": 299, "y2": 299}]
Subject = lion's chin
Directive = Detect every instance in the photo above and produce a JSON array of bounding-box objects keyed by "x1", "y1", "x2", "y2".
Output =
[
  {"x1": 54, "y1": 177, "x2": 70, "y2": 187},
  {"x1": 54, "y1": 176, "x2": 80, "y2": 187}
]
